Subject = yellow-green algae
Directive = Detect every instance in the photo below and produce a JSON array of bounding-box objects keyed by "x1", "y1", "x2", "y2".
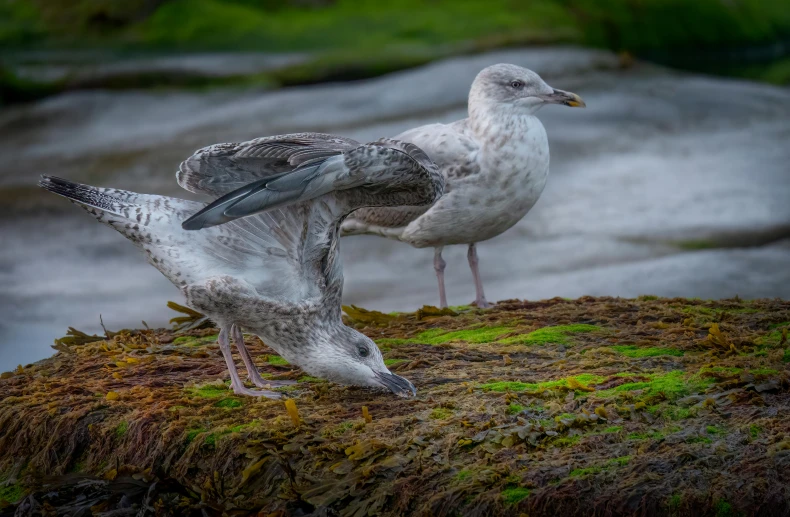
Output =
[
  {"x1": 267, "y1": 355, "x2": 289, "y2": 366},
  {"x1": 1, "y1": 296, "x2": 789, "y2": 515},
  {"x1": 172, "y1": 334, "x2": 219, "y2": 346},
  {"x1": 611, "y1": 345, "x2": 684, "y2": 357},
  {"x1": 499, "y1": 324, "x2": 601, "y2": 345},
  {"x1": 501, "y1": 487, "x2": 531, "y2": 505},
  {"x1": 479, "y1": 373, "x2": 604, "y2": 393},
  {"x1": 415, "y1": 325, "x2": 514, "y2": 345}
]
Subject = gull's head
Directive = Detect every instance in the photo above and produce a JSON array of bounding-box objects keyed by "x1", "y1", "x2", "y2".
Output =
[
  {"x1": 293, "y1": 326, "x2": 416, "y2": 398},
  {"x1": 470, "y1": 63, "x2": 586, "y2": 114}
]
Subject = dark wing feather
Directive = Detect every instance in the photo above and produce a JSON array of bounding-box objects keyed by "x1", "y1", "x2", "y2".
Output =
[
  {"x1": 177, "y1": 132, "x2": 360, "y2": 197},
  {"x1": 181, "y1": 138, "x2": 443, "y2": 231}
]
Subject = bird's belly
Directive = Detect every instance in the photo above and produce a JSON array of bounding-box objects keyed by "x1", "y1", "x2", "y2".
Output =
[{"x1": 404, "y1": 165, "x2": 548, "y2": 247}]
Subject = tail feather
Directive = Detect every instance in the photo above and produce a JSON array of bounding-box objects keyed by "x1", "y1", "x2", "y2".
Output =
[{"x1": 39, "y1": 175, "x2": 126, "y2": 217}]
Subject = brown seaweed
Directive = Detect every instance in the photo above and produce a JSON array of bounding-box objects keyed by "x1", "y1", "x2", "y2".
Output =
[{"x1": 1, "y1": 296, "x2": 789, "y2": 516}]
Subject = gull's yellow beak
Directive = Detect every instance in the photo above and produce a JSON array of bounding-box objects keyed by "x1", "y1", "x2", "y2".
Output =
[{"x1": 542, "y1": 89, "x2": 586, "y2": 108}]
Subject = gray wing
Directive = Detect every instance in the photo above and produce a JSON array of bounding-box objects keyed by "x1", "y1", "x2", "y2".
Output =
[
  {"x1": 181, "y1": 139, "x2": 443, "y2": 231},
  {"x1": 345, "y1": 120, "x2": 480, "y2": 230},
  {"x1": 177, "y1": 132, "x2": 361, "y2": 197}
]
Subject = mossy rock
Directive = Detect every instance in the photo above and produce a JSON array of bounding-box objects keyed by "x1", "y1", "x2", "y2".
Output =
[{"x1": 0, "y1": 296, "x2": 789, "y2": 515}]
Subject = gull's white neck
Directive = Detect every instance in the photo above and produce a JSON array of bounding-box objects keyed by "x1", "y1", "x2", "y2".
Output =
[{"x1": 468, "y1": 100, "x2": 544, "y2": 144}]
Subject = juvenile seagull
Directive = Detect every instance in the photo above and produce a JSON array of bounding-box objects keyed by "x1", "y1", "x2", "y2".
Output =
[
  {"x1": 185, "y1": 64, "x2": 585, "y2": 308},
  {"x1": 39, "y1": 138, "x2": 442, "y2": 398}
]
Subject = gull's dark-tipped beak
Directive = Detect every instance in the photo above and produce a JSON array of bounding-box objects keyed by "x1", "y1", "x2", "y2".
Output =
[
  {"x1": 542, "y1": 88, "x2": 586, "y2": 108},
  {"x1": 375, "y1": 371, "x2": 417, "y2": 398}
]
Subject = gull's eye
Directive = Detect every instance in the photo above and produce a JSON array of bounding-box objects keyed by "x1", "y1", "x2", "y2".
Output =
[
  {"x1": 509, "y1": 80, "x2": 525, "y2": 89},
  {"x1": 358, "y1": 346, "x2": 370, "y2": 358}
]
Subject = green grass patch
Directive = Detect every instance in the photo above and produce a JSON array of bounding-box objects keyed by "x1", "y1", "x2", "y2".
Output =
[
  {"x1": 749, "y1": 425, "x2": 762, "y2": 438},
  {"x1": 602, "y1": 426, "x2": 622, "y2": 433},
  {"x1": 214, "y1": 398, "x2": 243, "y2": 409},
  {"x1": 415, "y1": 325, "x2": 513, "y2": 345},
  {"x1": 501, "y1": 487, "x2": 530, "y2": 505},
  {"x1": 611, "y1": 345, "x2": 684, "y2": 358},
  {"x1": 500, "y1": 324, "x2": 601, "y2": 346},
  {"x1": 783, "y1": 349, "x2": 790, "y2": 363},
  {"x1": 506, "y1": 403, "x2": 524, "y2": 415},
  {"x1": 115, "y1": 421, "x2": 128, "y2": 438},
  {"x1": 384, "y1": 358, "x2": 406, "y2": 367}
]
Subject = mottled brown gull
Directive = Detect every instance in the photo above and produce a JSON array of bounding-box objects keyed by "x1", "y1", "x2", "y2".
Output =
[{"x1": 39, "y1": 138, "x2": 442, "y2": 398}]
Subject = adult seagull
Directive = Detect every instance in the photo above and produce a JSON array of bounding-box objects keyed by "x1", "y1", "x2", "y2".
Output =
[
  {"x1": 183, "y1": 64, "x2": 585, "y2": 308},
  {"x1": 40, "y1": 139, "x2": 442, "y2": 398}
]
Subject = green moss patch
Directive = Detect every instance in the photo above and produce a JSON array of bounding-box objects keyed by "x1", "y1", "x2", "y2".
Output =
[
  {"x1": 115, "y1": 421, "x2": 128, "y2": 438},
  {"x1": 415, "y1": 325, "x2": 513, "y2": 345},
  {"x1": 384, "y1": 359, "x2": 406, "y2": 367},
  {"x1": 499, "y1": 324, "x2": 601, "y2": 346},
  {"x1": 429, "y1": 408, "x2": 453, "y2": 420},
  {"x1": 187, "y1": 382, "x2": 229, "y2": 399},
  {"x1": 479, "y1": 374, "x2": 604, "y2": 393},
  {"x1": 611, "y1": 345, "x2": 684, "y2": 358},
  {"x1": 214, "y1": 398, "x2": 243, "y2": 409},
  {"x1": 267, "y1": 355, "x2": 289, "y2": 366},
  {"x1": 594, "y1": 370, "x2": 712, "y2": 401},
  {"x1": 172, "y1": 334, "x2": 219, "y2": 346},
  {"x1": 501, "y1": 487, "x2": 530, "y2": 505}
]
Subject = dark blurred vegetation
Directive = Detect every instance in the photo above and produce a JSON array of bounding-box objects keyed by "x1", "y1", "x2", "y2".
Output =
[
  {"x1": 3, "y1": 0, "x2": 789, "y2": 54},
  {"x1": 1, "y1": 0, "x2": 789, "y2": 104}
]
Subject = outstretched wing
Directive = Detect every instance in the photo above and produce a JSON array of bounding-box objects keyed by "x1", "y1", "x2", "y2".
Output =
[
  {"x1": 177, "y1": 132, "x2": 360, "y2": 197},
  {"x1": 181, "y1": 139, "x2": 443, "y2": 305}
]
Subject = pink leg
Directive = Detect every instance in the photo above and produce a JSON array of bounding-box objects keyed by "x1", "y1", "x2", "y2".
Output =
[
  {"x1": 231, "y1": 325, "x2": 296, "y2": 389},
  {"x1": 217, "y1": 327, "x2": 283, "y2": 398},
  {"x1": 434, "y1": 247, "x2": 448, "y2": 309},
  {"x1": 467, "y1": 243, "x2": 490, "y2": 308}
]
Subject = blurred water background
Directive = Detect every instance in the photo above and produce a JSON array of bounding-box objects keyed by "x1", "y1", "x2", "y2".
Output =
[{"x1": 1, "y1": 0, "x2": 789, "y2": 370}]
